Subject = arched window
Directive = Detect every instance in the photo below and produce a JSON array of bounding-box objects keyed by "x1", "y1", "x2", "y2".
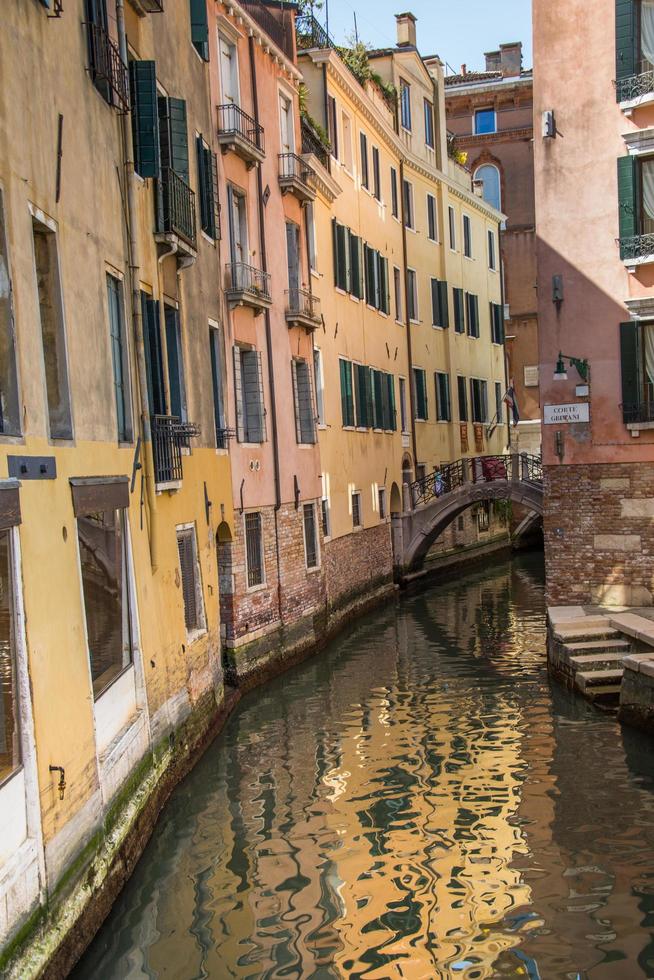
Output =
[{"x1": 474, "y1": 164, "x2": 501, "y2": 212}]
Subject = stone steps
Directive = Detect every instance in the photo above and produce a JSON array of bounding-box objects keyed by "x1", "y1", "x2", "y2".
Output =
[
  {"x1": 576, "y1": 668, "x2": 624, "y2": 699},
  {"x1": 565, "y1": 639, "x2": 632, "y2": 654},
  {"x1": 568, "y1": 653, "x2": 626, "y2": 671}
]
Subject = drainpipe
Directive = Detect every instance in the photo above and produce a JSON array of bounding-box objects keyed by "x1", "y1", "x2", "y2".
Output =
[
  {"x1": 399, "y1": 158, "x2": 418, "y2": 471},
  {"x1": 116, "y1": 0, "x2": 159, "y2": 569}
]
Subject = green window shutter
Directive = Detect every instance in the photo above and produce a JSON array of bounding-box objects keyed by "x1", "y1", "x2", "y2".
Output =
[
  {"x1": 380, "y1": 257, "x2": 390, "y2": 314},
  {"x1": 196, "y1": 137, "x2": 219, "y2": 238},
  {"x1": 373, "y1": 370, "x2": 384, "y2": 428},
  {"x1": 439, "y1": 280, "x2": 449, "y2": 328},
  {"x1": 158, "y1": 97, "x2": 189, "y2": 182},
  {"x1": 616, "y1": 0, "x2": 636, "y2": 87},
  {"x1": 355, "y1": 363, "x2": 368, "y2": 427},
  {"x1": 350, "y1": 234, "x2": 363, "y2": 298},
  {"x1": 189, "y1": 0, "x2": 210, "y2": 61},
  {"x1": 130, "y1": 61, "x2": 160, "y2": 179},
  {"x1": 141, "y1": 292, "x2": 166, "y2": 416},
  {"x1": 620, "y1": 321, "x2": 642, "y2": 421},
  {"x1": 332, "y1": 218, "x2": 338, "y2": 286},
  {"x1": 334, "y1": 222, "x2": 348, "y2": 291},
  {"x1": 387, "y1": 373, "x2": 396, "y2": 430},
  {"x1": 618, "y1": 155, "x2": 638, "y2": 255},
  {"x1": 340, "y1": 359, "x2": 353, "y2": 426}
]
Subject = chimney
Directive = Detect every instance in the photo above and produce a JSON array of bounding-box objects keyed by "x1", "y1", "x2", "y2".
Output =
[
  {"x1": 500, "y1": 41, "x2": 522, "y2": 77},
  {"x1": 460, "y1": 64, "x2": 467, "y2": 76},
  {"x1": 395, "y1": 12, "x2": 417, "y2": 48},
  {"x1": 485, "y1": 49, "x2": 501, "y2": 72}
]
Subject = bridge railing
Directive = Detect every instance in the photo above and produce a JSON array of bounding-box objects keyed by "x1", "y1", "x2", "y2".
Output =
[{"x1": 409, "y1": 453, "x2": 542, "y2": 509}]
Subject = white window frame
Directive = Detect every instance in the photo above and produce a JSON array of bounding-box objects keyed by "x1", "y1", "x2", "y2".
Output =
[
  {"x1": 474, "y1": 107, "x2": 497, "y2": 135},
  {"x1": 278, "y1": 87, "x2": 295, "y2": 154}
]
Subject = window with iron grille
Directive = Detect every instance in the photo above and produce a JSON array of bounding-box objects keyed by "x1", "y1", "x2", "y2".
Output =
[
  {"x1": 321, "y1": 497, "x2": 331, "y2": 538},
  {"x1": 244, "y1": 512, "x2": 264, "y2": 588},
  {"x1": 177, "y1": 525, "x2": 205, "y2": 634},
  {"x1": 378, "y1": 487, "x2": 387, "y2": 520},
  {"x1": 234, "y1": 346, "x2": 266, "y2": 442},
  {"x1": 292, "y1": 358, "x2": 316, "y2": 444},
  {"x1": 352, "y1": 491, "x2": 362, "y2": 528},
  {"x1": 303, "y1": 503, "x2": 319, "y2": 569},
  {"x1": 477, "y1": 500, "x2": 491, "y2": 532}
]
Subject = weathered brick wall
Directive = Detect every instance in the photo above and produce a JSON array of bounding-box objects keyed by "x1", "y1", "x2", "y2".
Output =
[
  {"x1": 276, "y1": 502, "x2": 326, "y2": 623},
  {"x1": 218, "y1": 506, "x2": 281, "y2": 641},
  {"x1": 544, "y1": 462, "x2": 654, "y2": 607},
  {"x1": 426, "y1": 503, "x2": 509, "y2": 559},
  {"x1": 324, "y1": 522, "x2": 394, "y2": 612}
]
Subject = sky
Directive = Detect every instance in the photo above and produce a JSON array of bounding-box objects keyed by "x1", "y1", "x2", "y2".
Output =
[{"x1": 318, "y1": 0, "x2": 533, "y2": 75}]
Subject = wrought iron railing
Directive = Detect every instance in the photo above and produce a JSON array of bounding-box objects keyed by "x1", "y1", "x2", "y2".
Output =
[
  {"x1": 141, "y1": 0, "x2": 164, "y2": 10},
  {"x1": 296, "y1": 12, "x2": 334, "y2": 51},
  {"x1": 285, "y1": 288, "x2": 320, "y2": 322},
  {"x1": 616, "y1": 69, "x2": 654, "y2": 103},
  {"x1": 216, "y1": 426, "x2": 236, "y2": 450},
  {"x1": 622, "y1": 401, "x2": 654, "y2": 424},
  {"x1": 217, "y1": 104, "x2": 265, "y2": 155},
  {"x1": 158, "y1": 168, "x2": 197, "y2": 247},
  {"x1": 225, "y1": 262, "x2": 271, "y2": 301},
  {"x1": 301, "y1": 118, "x2": 330, "y2": 169},
  {"x1": 410, "y1": 453, "x2": 542, "y2": 508},
  {"x1": 85, "y1": 22, "x2": 130, "y2": 111},
  {"x1": 619, "y1": 233, "x2": 654, "y2": 262},
  {"x1": 279, "y1": 152, "x2": 316, "y2": 188},
  {"x1": 240, "y1": 0, "x2": 294, "y2": 59},
  {"x1": 152, "y1": 415, "x2": 199, "y2": 484}
]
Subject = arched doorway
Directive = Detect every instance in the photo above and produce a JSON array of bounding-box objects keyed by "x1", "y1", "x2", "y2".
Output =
[{"x1": 390, "y1": 481, "x2": 402, "y2": 516}]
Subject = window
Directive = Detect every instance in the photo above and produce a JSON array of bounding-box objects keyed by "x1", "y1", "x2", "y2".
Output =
[
  {"x1": 475, "y1": 164, "x2": 501, "y2": 212},
  {"x1": 360, "y1": 131, "x2": 369, "y2": 189},
  {"x1": 448, "y1": 206, "x2": 456, "y2": 250},
  {"x1": 463, "y1": 214, "x2": 472, "y2": 258},
  {"x1": 78, "y1": 508, "x2": 133, "y2": 698},
  {"x1": 141, "y1": 291, "x2": 166, "y2": 416},
  {"x1": 244, "y1": 512, "x2": 264, "y2": 588},
  {"x1": 130, "y1": 60, "x2": 160, "y2": 179},
  {"x1": 307, "y1": 201, "x2": 317, "y2": 270},
  {"x1": 424, "y1": 98, "x2": 435, "y2": 148},
  {"x1": 407, "y1": 269, "x2": 418, "y2": 321},
  {"x1": 490, "y1": 302, "x2": 504, "y2": 344},
  {"x1": 303, "y1": 503, "x2": 319, "y2": 569},
  {"x1": 431, "y1": 279, "x2": 449, "y2": 328},
  {"x1": 286, "y1": 220, "x2": 301, "y2": 298},
  {"x1": 488, "y1": 229, "x2": 497, "y2": 270},
  {"x1": 400, "y1": 79, "x2": 412, "y2": 130},
  {"x1": 477, "y1": 500, "x2": 491, "y2": 532},
  {"x1": 341, "y1": 111, "x2": 353, "y2": 171},
  {"x1": 372, "y1": 146, "x2": 381, "y2": 200},
  {"x1": 364, "y1": 245, "x2": 390, "y2": 313},
  {"x1": 413, "y1": 367, "x2": 428, "y2": 420},
  {"x1": 466, "y1": 293, "x2": 480, "y2": 338},
  {"x1": 292, "y1": 358, "x2": 316, "y2": 444},
  {"x1": 32, "y1": 216, "x2": 72, "y2": 439},
  {"x1": 321, "y1": 497, "x2": 331, "y2": 538},
  {"x1": 619, "y1": 320, "x2": 654, "y2": 423},
  {"x1": 369, "y1": 370, "x2": 396, "y2": 430},
  {"x1": 339, "y1": 358, "x2": 355, "y2": 427},
  {"x1": 0, "y1": 193, "x2": 20, "y2": 436},
  {"x1": 313, "y1": 348, "x2": 325, "y2": 425},
  {"x1": 177, "y1": 525, "x2": 205, "y2": 634},
  {"x1": 227, "y1": 185, "x2": 248, "y2": 266},
  {"x1": 457, "y1": 515, "x2": 464, "y2": 532},
  {"x1": 457, "y1": 376, "x2": 468, "y2": 422},
  {"x1": 349, "y1": 231, "x2": 364, "y2": 299},
  {"x1": 390, "y1": 167, "x2": 399, "y2": 217},
  {"x1": 475, "y1": 108, "x2": 496, "y2": 135},
  {"x1": 403, "y1": 179, "x2": 414, "y2": 229},
  {"x1": 197, "y1": 135, "x2": 220, "y2": 239},
  {"x1": 415, "y1": 463, "x2": 426, "y2": 483},
  {"x1": 106, "y1": 274, "x2": 132, "y2": 442},
  {"x1": 427, "y1": 194, "x2": 437, "y2": 241},
  {"x1": 399, "y1": 377, "x2": 408, "y2": 432},
  {"x1": 0, "y1": 530, "x2": 20, "y2": 783},
  {"x1": 453, "y1": 287, "x2": 465, "y2": 333},
  {"x1": 279, "y1": 92, "x2": 294, "y2": 153},
  {"x1": 470, "y1": 378, "x2": 488, "y2": 423},
  {"x1": 378, "y1": 487, "x2": 387, "y2": 520},
  {"x1": 435, "y1": 372, "x2": 451, "y2": 422},
  {"x1": 164, "y1": 305, "x2": 187, "y2": 422},
  {"x1": 332, "y1": 220, "x2": 365, "y2": 299},
  {"x1": 618, "y1": 154, "x2": 654, "y2": 256},
  {"x1": 352, "y1": 491, "x2": 362, "y2": 528},
  {"x1": 189, "y1": 0, "x2": 210, "y2": 61},
  {"x1": 209, "y1": 326, "x2": 227, "y2": 448},
  {"x1": 495, "y1": 381, "x2": 503, "y2": 421},
  {"x1": 328, "y1": 95, "x2": 339, "y2": 159},
  {"x1": 394, "y1": 266, "x2": 403, "y2": 321},
  {"x1": 354, "y1": 363, "x2": 370, "y2": 428},
  {"x1": 233, "y1": 346, "x2": 266, "y2": 442},
  {"x1": 219, "y1": 36, "x2": 239, "y2": 105}
]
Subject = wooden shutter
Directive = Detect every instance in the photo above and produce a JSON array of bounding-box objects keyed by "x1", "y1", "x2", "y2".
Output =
[
  {"x1": 458, "y1": 375, "x2": 468, "y2": 422},
  {"x1": 431, "y1": 279, "x2": 439, "y2": 325},
  {"x1": 618, "y1": 155, "x2": 638, "y2": 256},
  {"x1": 616, "y1": 0, "x2": 637, "y2": 87},
  {"x1": 380, "y1": 257, "x2": 389, "y2": 314},
  {"x1": 291, "y1": 359, "x2": 302, "y2": 441},
  {"x1": 190, "y1": 0, "x2": 210, "y2": 61},
  {"x1": 177, "y1": 530, "x2": 198, "y2": 631},
  {"x1": 350, "y1": 234, "x2": 363, "y2": 299},
  {"x1": 360, "y1": 132, "x2": 368, "y2": 188},
  {"x1": 292, "y1": 359, "x2": 315, "y2": 443},
  {"x1": 141, "y1": 292, "x2": 166, "y2": 416},
  {"x1": 453, "y1": 287, "x2": 464, "y2": 333},
  {"x1": 333, "y1": 221, "x2": 348, "y2": 291},
  {"x1": 233, "y1": 346, "x2": 245, "y2": 441},
  {"x1": 439, "y1": 281, "x2": 449, "y2": 328},
  {"x1": 355, "y1": 363, "x2": 367, "y2": 427},
  {"x1": 340, "y1": 359, "x2": 353, "y2": 426},
  {"x1": 130, "y1": 61, "x2": 160, "y2": 179},
  {"x1": 620, "y1": 320, "x2": 642, "y2": 421},
  {"x1": 70, "y1": 477, "x2": 128, "y2": 517},
  {"x1": 387, "y1": 373, "x2": 396, "y2": 430},
  {"x1": 444, "y1": 374, "x2": 451, "y2": 421},
  {"x1": 159, "y1": 97, "x2": 189, "y2": 181},
  {"x1": 209, "y1": 328, "x2": 225, "y2": 442}
]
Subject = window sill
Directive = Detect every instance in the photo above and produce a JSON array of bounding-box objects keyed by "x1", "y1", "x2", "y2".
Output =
[
  {"x1": 246, "y1": 582, "x2": 268, "y2": 595},
  {"x1": 627, "y1": 420, "x2": 654, "y2": 431},
  {"x1": 156, "y1": 480, "x2": 182, "y2": 493},
  {"x1": 186, "y1": 626, "x2": 208, "y2": 646},
  {"x1": 405, "y1": 226, "x2": 418, "y2": 235},
  {"x1": 215, "y1": 447, "x2": 229, "y2": 456},
  {"x1": 306, "y1": 564, "x2": 321, "y2": 574},
  {"x1": 200, "y1": 230, "x2": 217, "y2": 247},
  {"x1": 317, "y1": 422, "x2": 328, "y2": 430},
  {"x1": 432, "y1": 324, "x2": 445, "y2": 330},
  {"x1": 311, "y1": 268, "x2": 320, "y2": 280}
]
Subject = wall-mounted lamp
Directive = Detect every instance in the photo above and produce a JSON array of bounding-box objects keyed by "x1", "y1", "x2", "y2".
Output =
[
  {"x1": 542, "y1": 109, "x2": 556, "y2": 139},
  {"x1": 554, "y1": 351, "x2": 589, "y2": 382},
  {"x1": 552, "y1": 275, "x2": 564, "y2": 305}
]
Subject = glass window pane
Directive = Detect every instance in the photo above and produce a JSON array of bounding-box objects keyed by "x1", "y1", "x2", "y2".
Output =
[
  {"x1": 475, "y1": 109, "x2": 496, "y2": 135},
  {"x1": 474, "y1": 165, "x2": 501, "y2": 212},
  {"x1": 0, "y1": 531, "x2": 19, "y2": 782}
]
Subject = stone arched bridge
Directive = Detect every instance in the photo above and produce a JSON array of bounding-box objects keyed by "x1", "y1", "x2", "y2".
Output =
[{"x1": 392, "y1": 454, "x2": 543, "y2": 578}]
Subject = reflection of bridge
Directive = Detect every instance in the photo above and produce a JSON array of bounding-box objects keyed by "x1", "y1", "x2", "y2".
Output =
[{"x1": 392, "y1": 454, "x2": 543, "y2": 577}]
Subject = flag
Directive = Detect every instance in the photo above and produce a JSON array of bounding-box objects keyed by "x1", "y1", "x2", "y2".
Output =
[{"x1": 503, "y1": 386, "x2": 520, "y2": 426}]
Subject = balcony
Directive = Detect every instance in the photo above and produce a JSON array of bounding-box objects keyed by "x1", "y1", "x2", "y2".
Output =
[
  {"x1": 278, "y1": 153, "x2": 316, "y2": 202},
  {"x1": 285, "y1": 288, "x2": 321, "y2": 331},
  {"x1": 225, "y1": 262, "x2": 272, "y2": 314},
  {"x1": 296, "y1": 12, "x2": 335, "y2": 52},
  {"x1": 619, "y1": 232, "x2": 654, "y2": 266},
  {"x1": 128, "y1": 0, "x2": 163, "y2": 13},
  {"x1": 617, "y1": 68, "x2": 654, "y2": 107},
  {"x1": 155, "y1": 168, "x2": 197, "y2": 254},
  {"x1": 85, "y1": 22, "x2": 130, "y2": 111},
  {"x1": 152, "y1": 415, "x2": 199, "y2": 487},
  {"x1": 301, "y1": 117, "x2": 330, "y2": 171},
  {"x1": 217, "y1": 105, "x2": 265, "y2": 168}
]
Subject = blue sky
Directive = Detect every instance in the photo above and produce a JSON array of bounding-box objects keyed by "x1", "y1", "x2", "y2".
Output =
[{"x1": 317, "y1": 0, "x2": 533, "y2": 74}]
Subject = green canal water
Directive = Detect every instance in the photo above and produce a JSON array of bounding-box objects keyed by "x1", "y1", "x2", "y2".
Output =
[{"x1": 73, "y1": 553, "x2": 654, "y2": 979}]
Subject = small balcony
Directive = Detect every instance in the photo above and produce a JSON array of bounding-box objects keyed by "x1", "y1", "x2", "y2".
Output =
[
  {"x1": 225, "y1": 262, "x2": 272, "y2": 314},
  {"x1": 152, "y1": 415, "x2": 199, "y2": 487},
  {"x1": 619, "y1": 232, "x2": 654, "y2": 266},
  {"x1": 128, "y1": 0, "x2": 164, "y2": 13},
  {"x1": 155, "y1": 168, "x2": 197, "y2": 254},
  {"x1": 617, "y1": 68, "x2": 654, "y2": 107},
  {"x1": 217, "y1": 105, "x2": 265, "y2": 168},
  {"x1": 285, "y1": 288, "x2": 321, "y2": 331},
  {"x1": 278, "y1": 153, "x2": 316, "y2": 202},
  {"x1": 85, "y1": 22, "x2": 130, "y2": 111}
]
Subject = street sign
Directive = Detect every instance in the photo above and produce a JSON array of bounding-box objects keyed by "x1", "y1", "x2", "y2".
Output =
[{"x1": 543, "y1": 402, "x2": 590, "y2": 424}]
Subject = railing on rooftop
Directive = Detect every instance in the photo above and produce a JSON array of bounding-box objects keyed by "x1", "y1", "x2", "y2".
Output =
[
  {"x1": 217, "y1": 104, "x2": 265, "y2": 155},
  {"x1": 85, "y1": 22, "x2": 130, "y2": 111},
  {"x1": 239, "y1": 0, "x2": 294, "y2": 59},
  {"x1": 296, "y1": 12, "x2": 334, "y2": 51},
  {"x1": 301, "y1": 118, "x2": 330, "y2": 169},
  {"x1": 157, "y1": 168, "x2": 197, "y2": 247}
]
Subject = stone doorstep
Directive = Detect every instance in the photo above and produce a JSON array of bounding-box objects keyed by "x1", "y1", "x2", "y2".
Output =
[
  {"x1": 548, "y1": 605, "x2": 588, "y2": 626},
  {"x1": 623, "y1": 654, "x2": 654, "y2": 677}
]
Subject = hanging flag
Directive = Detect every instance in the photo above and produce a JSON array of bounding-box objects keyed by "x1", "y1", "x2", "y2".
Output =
[{"x1": 503, "y1": 386, "x2": 520, "y2": 426}]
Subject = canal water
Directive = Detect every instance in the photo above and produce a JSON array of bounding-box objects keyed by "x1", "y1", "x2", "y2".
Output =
[{"x1": 74, "y1": 553, "x2": 654, "y2": 979}]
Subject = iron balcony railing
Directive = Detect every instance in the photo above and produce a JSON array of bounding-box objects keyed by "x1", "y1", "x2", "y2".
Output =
[
  {"x1": 141, "y1": 0, "x2": 163, "y2": 9},
  {"x1": 216, "y1": 426, "x2": 236, "y2": 450},
  {"x1": 239, "y1": 0, "x2": 294, "y2": 59},
  {"x1": 622, "y1": 401, "x2": 654, "y2": 425},
  {"x1": 279, "y1": 152, "x2": 316, "y2": 188},
  {"x1": 619, "y1": 232, "x2": 654, "y2": 262},
  {"x1": 158, "y1": 168, "x2": 197, "y2": 247},
  {"x1": 616, "y1": 67, "x2": 654, "y2": 103},
  {"x1": 285, "y1": 287, "x2": 320, "y2": 322},
  {"x1": 152, "y1": 415, "x2": 200, "y2": 484},
  {"x1": 85, "y1": 22, "x2": 130, "y2": 111},
  {"x1": 225, "y1": 261, "x2": 271, "y2": 301},
  {"x1": 296, "y1": 12, "x2": 334, "y2": 51},
  {"x1": 217, "y1": 104, "x2": 265, "y2": 155},
  {"x1": 410, "y1": 453, "x2": 542, "y2": 508},
  {"x1": 301, "y1": 118, "x2": 330, "y2": 169}
]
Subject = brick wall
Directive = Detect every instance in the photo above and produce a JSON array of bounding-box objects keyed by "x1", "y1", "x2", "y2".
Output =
[
  {"x1": 324, "y1": 522, "x2": 394, "y2": 612},
  {"x1": 544, "y1": 462, "x2": 654, "y2": 607},
  {"x1": 426, "y1": 502, "x2": 509, "y2": 560}
]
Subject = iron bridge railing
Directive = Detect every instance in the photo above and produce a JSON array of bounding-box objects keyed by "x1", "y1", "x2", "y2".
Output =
[
  {"x1": 410, "y1": 453, "x2": 542, "y2": 509},
  {"x1": 217, "y1": 104, "x2": 265, "y2": 155}
]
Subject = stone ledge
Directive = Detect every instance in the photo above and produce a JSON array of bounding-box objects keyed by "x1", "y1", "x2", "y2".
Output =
[{"x1": 610, "y1": 612, "x2": 654, "y2": 646}]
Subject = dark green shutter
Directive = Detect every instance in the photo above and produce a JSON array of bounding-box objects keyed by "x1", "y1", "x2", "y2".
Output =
[
  {"x1": 197, "y1": 137, "x2": 220, "y2": 238},
  {"x1": 439, "y1": 281, "x2": 449, "y2": 327},
  {"x1": 350, "y1": 234, "x2": 363, "y2": 298},
  {"x1": 387, "y1": 373, "x2": 396, "y2": 430},
  {"x1": 620, "y1": 321, "x2": 641, "y2": 421},
  {"x1": 159, "y1": 97, "x2": 189, "y2": 181},
  {"x1": 141, "y1": 292, "x2": 166, "y2": 416},
  {"x1": 380, "y1": 257, "x2": 389, "y2": 314},
  {"x1": 453, "y1": 287, "x2": 464, "y2": 333},
  {"x1": 618, "y1": 155, "x2": 638, "y2": 256},
  {"x1": 130, "y1": 61, "x2": 160, "y2": 179},
  {"x1": 355, "y1": 363, "x2": 368, "y2": 427},
  {"x1": 340, "y1": 359, "x2": 353, "y2": 426},
  {"x1": 190, "y1": 0, "x2": 210, "y2": 61},
  {"x1": 616, "y1": 0, "x2": 637, "y2": 87},
  {"x1": 332, "y1": 218, "x2": 339, "y2": 287},
  {"x1": 334, "y1": 222, "x2": 348, "y2": 291}
]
